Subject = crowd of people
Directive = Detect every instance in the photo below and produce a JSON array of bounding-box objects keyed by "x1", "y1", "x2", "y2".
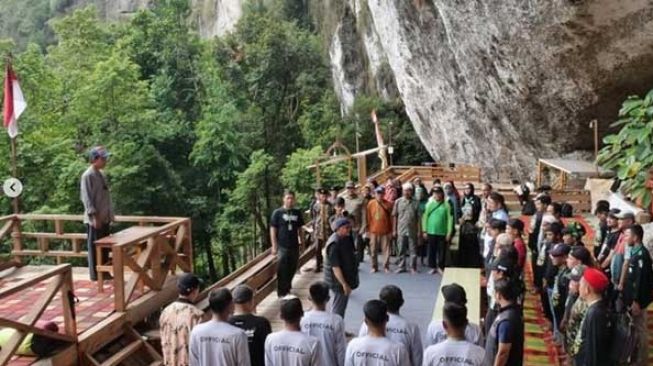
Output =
[{"x1": 153, "y1": 176, "x2": 653, "y2": 366}]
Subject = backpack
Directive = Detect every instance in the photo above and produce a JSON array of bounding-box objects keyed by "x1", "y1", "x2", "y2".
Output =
[
  {"x1": 561, "y1": 203, "x2": 574, "y2": 218},
  {"x1": 521, "y1": 200, "x2": 536, "y2": 215}
]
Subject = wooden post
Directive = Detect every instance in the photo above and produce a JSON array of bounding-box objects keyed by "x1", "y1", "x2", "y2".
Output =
[
  {"x1": 592, "y1": 119, "x2": 599, "y2": 175},
  {"x1": 536, "y1": 160, "x2": 542, "y2": 188},
  {"x1": 60, "y1": 269, "x2": 77, "y2": 337},
  {"x1": 357, "y1": 156, "x2": 367, "y2": 186},
  {"x1": 113, "y1": 245, "x2": 125, "y2": 312}
]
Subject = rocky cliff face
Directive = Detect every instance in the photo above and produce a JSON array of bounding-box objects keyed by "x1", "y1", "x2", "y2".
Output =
[
  {"x1": 321, "y1": 0, "x2": 653, "y2": 178},
  {"x1": 90, "y1": 0, "x2": 653, "y2": 177}
]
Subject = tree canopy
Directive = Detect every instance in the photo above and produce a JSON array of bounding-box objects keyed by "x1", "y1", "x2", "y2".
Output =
[{"x1": 0, "y1": 0, "x2": 429, "y2": 281}]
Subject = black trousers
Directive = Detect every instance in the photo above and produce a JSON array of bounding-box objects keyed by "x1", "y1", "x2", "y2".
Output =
[
  {"x1": 458, "y1": 224, "x2": 480, "y2": 268},
  {"x1": 277, "y1": 246, "x2": 299, "y2": 297},
  {"x1": 87, "y1": 223, "x2": 110, "y2": 281},
  {"x1": 427, "y1": 234, "x2": 446, "y2": 270},
  {"x1": 356, "y1": 234, "x2": 368, "y2": 263}
]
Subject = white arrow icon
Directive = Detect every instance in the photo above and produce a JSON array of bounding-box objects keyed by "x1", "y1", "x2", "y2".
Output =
[{"x1": 3, "y1": 178, "x2": 23, "y2": 198}]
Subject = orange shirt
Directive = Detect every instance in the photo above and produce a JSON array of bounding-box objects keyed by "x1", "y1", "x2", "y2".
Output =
[{"x1": 366, "y1": 199, "x2": 392, "y2": 235}]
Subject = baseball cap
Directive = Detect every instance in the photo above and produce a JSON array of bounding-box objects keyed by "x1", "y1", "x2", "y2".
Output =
[
  {"x1": 331, "y1": 186, "x2": 342, "y2": 192},
  {"x1": 607, "y1": 208, "x2": 621, "y2": 219},
  {"x1": 345, "y1": 181, "x2": 356, "y2": 189},
  {"x1": 233, "y1": 284, "x2": 254, "y2": 304},
  {"x1": 89, "y1": 146, "x2": 111, "y2": 160},
  {"x1": 490, "y1": 256, "x2": 514, "y2": 275},
  {"x1": 431, "y1": 186, "x2": 444, "y2": 194},
  {"x1": 441, "y1": 283, "x2": 467, "y2": 305},
  {"x1": 569, "y1": 265, "x2": 586, "y2": 282},
  {"x1": 334, "y1": 218, "x2": 351, "y2": 230},
  {"x1": 316, "y1": 187, "x2": 328, "y2": 195},
  {"x1": 617, "y1": 211, "x2": 635, "y2": 221},
  {"x1": 549, "y1": 243, "x2": 571, "y2": 257},
  {"x1": 374, "y1": 186, "x2": 385, "y2": 194},
  {"x1": 177, "y1": 273, "x2": 201, "y2": 295}
]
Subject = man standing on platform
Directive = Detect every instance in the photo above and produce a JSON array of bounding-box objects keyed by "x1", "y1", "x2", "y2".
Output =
[
  {"x1": 80, "y1": 145, "x2": 114, "y2": 281},
  {"x1": 270, "y1": 190, "x2": 305, "y2": 297},
  {"x1": 160, "y1": 273, "x2": 204, "y2": 366},
  {"x1": 310, "y1": 188, "x2": 334, "y2": 273},
  {"x1": 343, "y1": 181, "x2": 363, "y2": 258},
  {"x1": 324, "y1": 218, "x2": 359, "y2": 318},
  {"x1": 392, "y1": 183, "x2": 420, "y2": 274},
  {"x1": 367, "y1": 186, "x2": 393, "y2": 273}
]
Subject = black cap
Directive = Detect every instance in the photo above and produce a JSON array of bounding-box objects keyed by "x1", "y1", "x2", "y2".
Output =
[
  {"x1": 617, "y1": 211, "x2": 635, "y2": 221},
  {"x1": 441, "y1": 283, "x2": 467, "y2": 305},
  {"x1": 233, "y1": 284, "x2": 254, "y2": 304},
  {"x1": 608, "y1": 208, "x2": 621, "y2": 219},
  {"x1": 331, "y1": 186, "x2": 342, "y2": 191},
  {"x1": 316, "y1": 187, "x2": 328, "y2": 194},
  {"x1": 177, "y1": 273, "x2": 201, "y2": 295},
  {"x1": 431, "y1": 186, "x2": 444, "y2": 194},
  {"x1": 549, "y1": 243, "x2": 571, "y2": 257},
  {"x1": 334, "y1": 218, "x2": 351, "y2": 230},
  {"x1": 490, "y1": 256, "x2": 514, "y2": 275}
]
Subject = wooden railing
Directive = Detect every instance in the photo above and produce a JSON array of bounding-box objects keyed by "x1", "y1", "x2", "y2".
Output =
[
  {"x1": 0, "y1": 214, "x2": 193, "y2": 312},
  {"x1": 367, "y1": 164, "x2": 482, "y2": 185},
  {"x1": 0, "y1": 264, "x2": 77, "y2": 366},
  {"x1": 498, "y1": 188, "x2": 593, "y2": 213},
  {"x1": 110, "y1": 218, "x2": 192, "y2": 312}
]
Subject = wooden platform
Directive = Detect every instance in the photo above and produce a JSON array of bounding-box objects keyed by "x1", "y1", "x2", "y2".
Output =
[{"x1": 256, "y1": 256, "x2": 441, "y2": 339}]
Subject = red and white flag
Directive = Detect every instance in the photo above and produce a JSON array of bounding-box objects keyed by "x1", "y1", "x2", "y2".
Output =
[{"x1": 3, "y1": 62, "x2": 26, "y2": 139}]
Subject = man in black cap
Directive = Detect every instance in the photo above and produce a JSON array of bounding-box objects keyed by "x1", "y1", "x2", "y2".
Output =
[
  {"x1": 485, "y1": 255, "x2": 517, "y2": 336},
  {"x1": 228, "y1": 285, "x2": 271, "y2": 366},
  {"x1": 160, "y1": 273, "x2": 205, "y2": 366},
  {"x1": 426, "y1": 283, "x2": 483, "y2": 346},
  {"x1": 324, "y1": 218, "x2": 359, "y2": 318},
  {"x1": 548, "y1": 243, "x2": 571, "y2": 343},
  {"x1": 343, "y1": 181, "x2": 364, "y2": 260},
  {"x1": 270, "y1": 190, "x2": 306, "y2": 297},
  {"x1": 310, "y1": 187, "x2": 334, "y2": 272}
]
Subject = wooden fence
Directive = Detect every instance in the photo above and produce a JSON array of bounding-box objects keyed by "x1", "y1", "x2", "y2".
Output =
[{"x1": 0, "y1": 264, "x2": 77, "y2": 366}]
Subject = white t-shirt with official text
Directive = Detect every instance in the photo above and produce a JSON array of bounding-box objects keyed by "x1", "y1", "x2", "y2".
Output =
[
  {"x1": 345, "y1": 336, "x2": 410, "y2": 366},
  {"x1": 422, "y1": 339, "x2": 485, "y2": 366},
  {"x1": 189, "y1": 320, "x2": 250, "y2": 366},
  {"x1": 265, "y1": 329, "x2": 321, "y2": 366},
  {"x1": 301, "y1": 310, "x2": 346, "y2": 366},
  {"x1": 358, "y1": 313, "x2": 422, "y2": 366}
]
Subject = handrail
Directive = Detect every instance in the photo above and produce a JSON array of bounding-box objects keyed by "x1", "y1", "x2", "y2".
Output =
[{"x1": 0, "y1": 264, "x2": 77, "y2": 366}]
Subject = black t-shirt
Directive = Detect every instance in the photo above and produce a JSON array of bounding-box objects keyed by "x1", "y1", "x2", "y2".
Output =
[
  {"x1": 228, "y1": 313, "x2": 272, "y2": 366},
  {"x1": 270, "y1": 207, "x2": 304, "y2": 249}
]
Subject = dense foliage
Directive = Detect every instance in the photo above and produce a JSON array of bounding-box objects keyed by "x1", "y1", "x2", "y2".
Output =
[
  {"x1": 598, "y1": 89, "x2": 653, "y2": 208},
  {"x1": 0, "y1": 0, "x2": 429, "y2": 280}
]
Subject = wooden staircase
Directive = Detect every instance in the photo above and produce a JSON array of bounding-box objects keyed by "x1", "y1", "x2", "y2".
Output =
[{"x1": 84, "y1": 326, "x2": 161, "y2": 366}]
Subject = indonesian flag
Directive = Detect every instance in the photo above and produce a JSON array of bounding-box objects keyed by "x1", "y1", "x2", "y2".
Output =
[{"x1": 3, "y1": 62, "x2": 26, "y2": 139}]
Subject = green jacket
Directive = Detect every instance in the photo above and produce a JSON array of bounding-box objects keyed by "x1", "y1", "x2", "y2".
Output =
[{"x1": 422, "y1": 199, "x2": 453, "y2": 236}]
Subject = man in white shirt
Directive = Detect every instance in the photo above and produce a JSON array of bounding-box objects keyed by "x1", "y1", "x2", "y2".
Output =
[
  {"x1": 423, "y1": 302, "x2": 485, "y2": 366},
  {"x1": 358, "y1": 285, "x2": 422, "y2": 366},
  {"x1": 265, "y1": 296, "x2": 322, "y2": 365},
  {"x1": 301, "y1": 281, "x2": 347, "y2": 366},
  {"x1": 189, "y1": 288, "x2": 250, "y2": 366},
  {"x1": 346, "y1": 299, "x2": 410, "y2": 366},
  {"x1": 426, "y1": 283, "x2": 483, "y2": 346}
]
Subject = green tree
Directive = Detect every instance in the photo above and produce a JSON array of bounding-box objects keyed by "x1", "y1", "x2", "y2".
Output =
[{"x1": 598, "y1": 89, "x2": 653, "y2": 208}]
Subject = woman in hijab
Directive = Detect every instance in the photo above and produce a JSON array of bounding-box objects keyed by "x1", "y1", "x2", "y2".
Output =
[{"x1": 459, "y1": 183, "x2": 482, "y2": 267}]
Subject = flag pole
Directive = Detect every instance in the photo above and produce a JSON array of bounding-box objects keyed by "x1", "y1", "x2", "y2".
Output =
[
  {"x1": 4, "y1": 54, "x2": 19, "y2": 213},
  {"x1": 10, "y1": 137, "x2": 18, "y2": 213}
]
